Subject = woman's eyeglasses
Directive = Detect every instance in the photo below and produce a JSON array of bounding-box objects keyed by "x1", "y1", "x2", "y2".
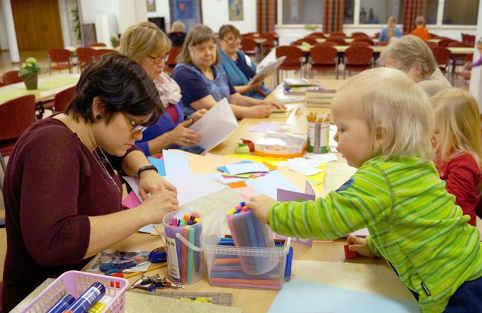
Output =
[
  {"x1": 148, "y1": 54, "x2": 169, "y2": 63},
  {"x1": 121, "y1": 113, "x2": 147, "y2": 133}
]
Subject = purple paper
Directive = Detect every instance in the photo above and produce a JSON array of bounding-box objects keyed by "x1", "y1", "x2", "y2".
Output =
[{"x1": 277, "y1": 189, "x2": 316, "y2": 202}]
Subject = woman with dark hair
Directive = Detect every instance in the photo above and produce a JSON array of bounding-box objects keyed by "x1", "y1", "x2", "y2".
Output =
[{"x1": 2, "y1": 54, "x2": 179, "y2": 311}]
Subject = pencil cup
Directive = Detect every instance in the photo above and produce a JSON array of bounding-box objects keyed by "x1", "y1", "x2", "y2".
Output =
[
  {"x1": 163, "y1": 212, "x2": 202, "y2": 284},
  {"x1": 226, "y1": 210, "x2": 279, "y2": 275}
]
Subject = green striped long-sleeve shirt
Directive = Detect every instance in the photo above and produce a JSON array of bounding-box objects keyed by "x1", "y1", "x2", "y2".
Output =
[{"x1": 268, "y1": 156, "x2": 482, "y2": 313}]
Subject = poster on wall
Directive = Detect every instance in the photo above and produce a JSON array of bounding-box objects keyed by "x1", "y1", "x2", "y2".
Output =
[
  {"x1": 169, "y1": 0, "x2": 203, "y2": 32},
  {"x1": 146, "y1": 0, "x2": 156, "y2": 12},
  {"x1": 228, "y1": 0, "x2": 244, "y2": 21}
]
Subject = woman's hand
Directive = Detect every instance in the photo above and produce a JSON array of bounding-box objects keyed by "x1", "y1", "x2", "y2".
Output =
[
  {"x1": 190, "y1": 109, "x2": 208, "y2": 122},
  {"x1": 138, "y1": 170, "x2": 177, "y2": 200},
  {"x1": 247, "y1": 195, "x2": 276, "y2": 224},
  {"x1": 259, "y1": 100, "x2": 286, "y2": 110},
  {"x1": 139, "y1": 190, "x2": 179, "y2": 224},
  {"x1": 168, "y1": 120, "x2": 201, "y2": 147},
  {"x1": 245, "y1": 105, "x2": 273, "y2": 118},
  {"x1": 248, "y1": 80, "x2": 263, "y2": 91},
  {"x1": 346, "y1": 235, "x2": 376, "y2": 258}
]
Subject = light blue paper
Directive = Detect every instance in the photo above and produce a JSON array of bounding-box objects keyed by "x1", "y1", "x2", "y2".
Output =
[
  {"x1": 147, "y1": 156, "x2": 166, "y2": 176},
  {"x1": 163, "y1": 149, "x2": 191, "y2": 176},
  {"x1": 247, "y1": 171, "x2": 300, "y2": 199},
  {"x1": 268, "y1": 280, "x2": 419, "y2": 313}
]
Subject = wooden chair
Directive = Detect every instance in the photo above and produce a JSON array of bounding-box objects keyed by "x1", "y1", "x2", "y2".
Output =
[
  {"x1": 327, "y1": 36, "x2": 347, "y2": 46},
  {"x1": 76, "y1": 47, "x2": 97, "y2": 71},
  {"x1": 353, "y1": 38, "x2": 374, "y2": 46},
  {"x1": 431, "y1": 46, "x2": 451, "y2": 74},
  {"x1": 309, "y1": 45, "x2": 338, "y2": 79},
  {"x1": 276, "y1": 46, "x2": 305, "y2": 79},
  {"x1": 1, "y1": 70, "x2": 22, "y2": 85},
  {"x1": 166, "y1": 47, "x2": 182, "y2": 73},
  {"x1": 344, "y1": 46, "x2": 373, "y2": 78},
  {"x1": 240, "y1": 37, "x2": 257, "y2": 57},
  {"x1": 48, "y1": 49, "x2": 73, "y2": 73},
  {"x1": 53, "y1": 86, "x2": 75, "y2": 112},
  {"x1": 0, "y1": 95, "x2": 36, "y2": 172}
]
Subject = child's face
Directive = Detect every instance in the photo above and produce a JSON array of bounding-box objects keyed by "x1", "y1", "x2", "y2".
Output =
[{"x1": 332, "y1": 98, "x2": 374, "y2": 168}]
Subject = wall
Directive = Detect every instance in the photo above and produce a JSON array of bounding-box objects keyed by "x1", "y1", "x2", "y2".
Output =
[
  {"x1": 145, "y1": 0, "x2": 257, "y2": 33},
  {"x1": 80, "y1": 0, "x2": 119, "y2": 45},
  {"x1": 0, "y1": 3, "x2": 7, "y2": 50},
  {"x1": 118, "y1": 0, "x2": 147, "y2": 33}
]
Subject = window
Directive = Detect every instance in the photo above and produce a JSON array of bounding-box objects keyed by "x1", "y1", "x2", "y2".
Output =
[
  {"x1": 282, "y1": 0, "x2": 323, "y2": 25},
  {"x1": 425, "y1": 0, "x2": 438, "y2": 24},
  {"x1": 443, "y1": 0, "x2": 479, "y2": 25},
  {"x1": 344, "y1": 0, "x2": 355, "y2": 24},
  {"x1": 359, "y1": 0, "x2": 403, "y2": 24}
]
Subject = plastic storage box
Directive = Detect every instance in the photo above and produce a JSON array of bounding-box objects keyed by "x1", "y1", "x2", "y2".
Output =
[
  {"x1": 204, "y1": 235, "x2": 290, "y2": 290},
  {"x1": 253, "y1": 132, "x2": 306, "y2": 158},
  {"x1": 20, "y1": 270, "x2": 128, "y2": 313}
]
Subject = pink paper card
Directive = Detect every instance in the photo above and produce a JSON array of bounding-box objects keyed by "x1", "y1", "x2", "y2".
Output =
[{"x1": 122, "y1": 191, "x2": 141, "y2": 208}]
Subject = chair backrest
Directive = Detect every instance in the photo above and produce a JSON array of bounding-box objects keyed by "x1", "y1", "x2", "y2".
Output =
[
  {"x1": 350, "y1": 41, "x2": 370, "y2": 48},
  {"x1": 328, "y1": 37, "x2": 347, "y2": 45},
  {"x1": 53, "y1": 86, "x2": 75, "y2": 112},
  {"x1": 429, "y1": 33, "x2": 440, "y2": 39},
  {"x1": 310, "y1": 45, "x2": 337, "y2": 65},
  {"x1": 323, "y1": 41, "x2": 338, "y2": 47},
  {"x1": 427, "y1": 41, "x2": 438, "y2": 49},
  {"x1": 330, "y1": 31, "x2": 346, "y2": 38},
  {"x1": 0, "y1": 95, "x2": 36, "y2": 141},
  {"x1": 352, "y1": 32, "x2": 370, "y2": 39},
  {"x1": 240, "y1": 37, "x2": 257, "y2": 52},
  {"x1": 345, "y1": 46, "x2": 374, "y2": 65},
  {"x1": 1, "y1": 70, "x2": 22, "y2": 85},
  {"x1": 431, "y1": 46, "x2": 451, "y2": 65},
  {"x1": 438, "y1": 38, "x2": 454, "y2": 47},
  {"x1": 353, "y1": 38, "x2": 374, "y2": 45},
  {"x1": 447, "y1": 41, "x2": 465, "y2": 47},
  {"x1": 48, "y1": 48, "x2": 71, "y2": 62},
  {"x1": 88, "y1": 42, "x2": 107, "y2": 47},
  {"x1": 166, "y1": 47, "x2": 182, "y2": 70},
  {"x1": 308, "y1": 32, "x2": 326, "y2": 38},
  {"x1": 76, "y1": 47, "x2": 96, "y2": 70},
  {"x1": 301, "y1": 37, "x2": 318, "y2": 45},
  {"x1": 276, "y1": 46, "x2": 304, "y2": 66}
]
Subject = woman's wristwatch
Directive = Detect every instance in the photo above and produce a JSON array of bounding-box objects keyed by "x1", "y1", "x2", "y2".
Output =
[{"x1": 137, "y1": 164, "x2": 158, "y2": 177}]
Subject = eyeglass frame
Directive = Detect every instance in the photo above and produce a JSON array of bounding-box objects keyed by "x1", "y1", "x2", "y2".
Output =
[{"x1": 121, "y1": 113, "x2": 148, "y2": 133}]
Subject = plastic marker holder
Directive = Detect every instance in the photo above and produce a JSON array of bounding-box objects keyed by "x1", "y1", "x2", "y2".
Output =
[
  {"x1": 226, "y1": 202, "x2": 278, "y2": 275},
  {"x1": 163, "y1": 211, "x2": 202, "y2": 284}
]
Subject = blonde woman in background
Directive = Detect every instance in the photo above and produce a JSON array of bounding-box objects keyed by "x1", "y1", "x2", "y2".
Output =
[
  {"x1": 120, "y1": 21, "x2": 205, "y2": 155},
  {"x1": 379, "y1": 16, "x2": 402, "y2": 44},
  {"x1": 168, "y1": 20, "x2": 187, "y2": 47},
  {"x1": 378, "y1": 35, "x2": 451, "y2": 96}
]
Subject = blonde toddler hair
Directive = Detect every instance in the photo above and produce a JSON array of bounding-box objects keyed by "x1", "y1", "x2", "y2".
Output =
[
  {"x1": 335, "y1": 67, "x2": 434, "y2": 160},
  {"x1": 431, "y1": 88, "x2": 482, "y2": 164},
  {"x1": 379, "y1": 35, "x2": 437, "y2": 80},
  {"x1": 120, "y1": 21, "x2": 171, "y2": 64}
]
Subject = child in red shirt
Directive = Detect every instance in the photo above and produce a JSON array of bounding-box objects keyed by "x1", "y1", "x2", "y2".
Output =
[{"x1": 431, "y1": 88, "x2": 482, "y2": 225}]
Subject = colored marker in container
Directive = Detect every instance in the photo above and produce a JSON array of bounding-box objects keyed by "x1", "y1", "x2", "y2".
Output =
[
  {"x1": 46, "y1": 294, "x2": 76, "y2": 313},
  {"x1": 63, "y1": 282, "x2": 105, "y2": 313}
]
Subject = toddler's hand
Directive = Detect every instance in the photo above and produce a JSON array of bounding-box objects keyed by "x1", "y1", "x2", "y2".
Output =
[
  {"x1": 247, "y1": 195, "x2": 275, "y2": 224},
  {"x1": 347, "y1": 235, "x2": 376, "y2": 258}
]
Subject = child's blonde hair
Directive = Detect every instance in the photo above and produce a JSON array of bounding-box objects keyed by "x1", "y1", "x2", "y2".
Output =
[
  {"x1": 335, "y1": 67, "x2": 434, "y2": 160},
  {"x1": 431, "y1": 88, "x2": 482, "y2": 164}
]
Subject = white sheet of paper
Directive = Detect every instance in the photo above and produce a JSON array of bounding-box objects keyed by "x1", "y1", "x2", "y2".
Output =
[
  {"x1": 249, "y1": 56, "x2": 286, "y2": 84},
  {"x1": 225, "y1": 162, "x2": 269, "y2": 175},
  {"x1": 189, "y1": 98, "x2": 238, "y2": 152},
  {"x1": 351, "y1": 228, "x2": 369, "y2": 237},
  {"x1": 123, "y1": 176, "x2": 141, "y2": 200},
  {"x1": 247, "y1": 171, "x2": 300, "y2": 199},
  {"x1": 163, "y1": 149, "x2": 191, "y2": 176}
]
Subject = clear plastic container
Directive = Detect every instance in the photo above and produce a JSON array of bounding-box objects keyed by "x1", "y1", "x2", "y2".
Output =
[
  {"x1": 226, "y1": 211, "x2": 276, "y2": 275},
  {"x1": 253, "y1": 131, "x2": 306, "y2": 158},
  {"x1": 20, "y1": 271, "x2": 128, "y2": 313},
  {"x1": 163, "y1": 212, "x2": 202, "y2": 284},
  {"x1": 204, "y1": 235, "x2": 290, "y2": 290}
]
